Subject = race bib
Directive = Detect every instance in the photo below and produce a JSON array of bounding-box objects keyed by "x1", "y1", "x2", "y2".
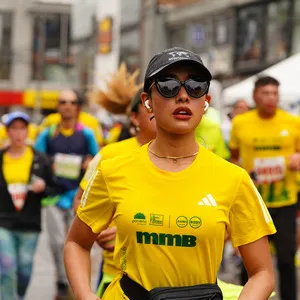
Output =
[
  {"x1": 254, "y1": 156, "x2": 285, "y2": 184},
  {"x1": 8, "y1": 183, "x2": 28, "y2": 211},
  {"x1": 54, "y1": 153, "x2": 83, "y2": 180}
]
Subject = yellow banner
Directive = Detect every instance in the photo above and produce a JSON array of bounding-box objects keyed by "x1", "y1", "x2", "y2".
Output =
[{"x1": 23, "y1": 90, "x2": 60, "y2": 109}]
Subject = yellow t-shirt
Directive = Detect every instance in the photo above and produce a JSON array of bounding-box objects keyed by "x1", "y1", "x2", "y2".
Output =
[
  {"x1": 80, "y1": 137, "x2": 139, "y2": 190},
  {"x1": 80, "y1": 137, "x2": 139, "y2": 276},
  {"x1": 195, "y1": 116, "x2": 229, "y2": 160},
  {"x1": 39, "y1": 111, "x2": 104, "y2": 145},
  {"x1": 78, "y1": 144, "x2": 275, "y2": 298},
  {"x1": 3, "y1": 147, "x2": 33, "y2": 211},
  {"x1": 230, "y1": 109, "x2": 300, "y2": 208},
  {"x1": 0, "y1": 123, "x2": 38, "y2": 149}
]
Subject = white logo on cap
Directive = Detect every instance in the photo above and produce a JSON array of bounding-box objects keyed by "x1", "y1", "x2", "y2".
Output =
[{"x1": 168, "y1": 51, "x2": 190, "y2": 61}]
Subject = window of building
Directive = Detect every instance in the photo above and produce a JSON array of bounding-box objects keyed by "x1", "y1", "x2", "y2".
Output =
[
  {"x1": 213, "y1": 16, "x2": 231, "y2": 46},
  {"x1": 189, "y1": 21, "x2": 212, "y2": 51},
  {"x1": 266, "y1": 0, "x2": 291, "y2": 63},
  {"x1": 170, "y1": 26, "x2": 187, "y2": 48},
  {"x1": 234, "y1": 0, "x2": 293, "y2": 73},
  {"x1": 0, "y1": 12, "x2": 12, "y2": 80},
  {"x1": 120, "y1": 29, "x2": 140, "y2": 73},
  {"x1": 32, "y1": 13, "x2": 75, "y2": 83},
  {"x1": 235, "y1": 4, "x2": 264, "y2": 71}
]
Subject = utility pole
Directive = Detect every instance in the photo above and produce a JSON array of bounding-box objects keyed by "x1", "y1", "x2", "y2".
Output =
[
  {"x1": 140, "y1": 0, "x2": 157, "y2": 77},
  {"x1": 33, "y1": 15, "x2": 45, "y2": 124}
]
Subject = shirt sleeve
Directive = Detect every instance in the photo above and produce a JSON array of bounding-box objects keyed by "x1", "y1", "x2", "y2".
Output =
[
  {"x1": 34, "y1": 129, "x2": 49, "y2": 153},
  {"x1": 80, "y1": 152, "x2": 102, "y2": 190},
  {"x1": 229, "y1": 170, "x2": 276, "y2": 248},
  {"x1": 77, "y1": 164, "x2": 115, "y2": 233},
  {"x1": 83, "y1": 128, "x2": 99, "y2": 156},
  {"x1": 229, "y1": 118, "x2": 239, "y2": 150}
]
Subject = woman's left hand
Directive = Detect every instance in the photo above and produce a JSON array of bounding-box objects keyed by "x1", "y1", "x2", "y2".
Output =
[{"x1": 31, "y1": 178, "x2": 46, "y2": 193}]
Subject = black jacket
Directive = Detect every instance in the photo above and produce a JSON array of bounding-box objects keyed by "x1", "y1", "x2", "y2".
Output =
[{"x1": 0, "y1": 148, "x2": 56, "y2": 232}]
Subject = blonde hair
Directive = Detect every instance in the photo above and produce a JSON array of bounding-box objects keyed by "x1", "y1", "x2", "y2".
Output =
[{"x1": 90, "y1": 62, "x2": 142, "y2": 114}]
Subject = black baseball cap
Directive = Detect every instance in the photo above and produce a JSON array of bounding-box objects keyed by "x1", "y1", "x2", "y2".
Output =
[{"x1": 144, "y1": 47, "x2": 212, "y2": 92}]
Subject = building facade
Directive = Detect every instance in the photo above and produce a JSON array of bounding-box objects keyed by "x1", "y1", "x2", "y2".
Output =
[
  {"x1": 0, "y1": 0, "x2": 142, "y2": 117},
  {"x1": 141, "y1": 0, "x2": 300, "y2": 87}
]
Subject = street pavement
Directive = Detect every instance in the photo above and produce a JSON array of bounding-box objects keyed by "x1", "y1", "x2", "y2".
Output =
[{"x1": 25, "y1": 211, "x2": 102, "y2": 300}]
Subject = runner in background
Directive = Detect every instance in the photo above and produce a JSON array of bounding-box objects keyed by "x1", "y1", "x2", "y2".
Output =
[
  {"x1": 195, "y1": 115, "x2": 229, "y2": 160},
  {"x1": 35, "y1": 89, "x2": 99, "y2": 299},
  {"x1": 73, "y1": 88, "x2": 156, "y2": 298},
  {"x1": 230, "y1": 76, "x2": 300, "y2": 300},
  {"x1": 221, "y1": 99, "x2": 249, "y2": 147},
  {"x1": 0, "y1": 119, "x2": 38, "y2": 149},
  {"x1": 0, "y1": 112, "x2": 56, "y2": 299},
  {"x1": 90, "y1": 62, "x2": 141, "y2": 145},
  {"x1": 39, "y1": 90, "x2": 104, "y2": 146}
]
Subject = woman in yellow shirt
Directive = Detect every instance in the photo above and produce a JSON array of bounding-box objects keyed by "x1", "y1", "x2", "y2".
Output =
[
  {"x1": 0, "y1": 112, "x2": 55, "y2": 299},
  {"x1": 64, "y1": 47, "x2": 276, "y2": 300}
]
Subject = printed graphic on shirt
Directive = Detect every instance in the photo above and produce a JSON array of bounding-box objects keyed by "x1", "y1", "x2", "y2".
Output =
[{"x1": 136, "y1": 231, "x2": 197, "y2": 247}]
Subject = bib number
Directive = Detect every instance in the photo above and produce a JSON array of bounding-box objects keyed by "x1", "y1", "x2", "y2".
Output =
[
  {"x1": 254, "y1": 156, "x2": 285, "y2": 184},
  {"x1": 8, "y1": 183, "x2": 28, "y2": 211},
  {"x1": 54, "y1": 153, "x2": 83, "y2": 180}
]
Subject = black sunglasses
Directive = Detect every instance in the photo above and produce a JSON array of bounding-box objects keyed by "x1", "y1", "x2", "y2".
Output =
[
  {"x1": 58, "y1": 99, "x2": 79, "y2": 105},
  {"x1": 150, "y1": 77, "x2": 210, "y2": 99}
]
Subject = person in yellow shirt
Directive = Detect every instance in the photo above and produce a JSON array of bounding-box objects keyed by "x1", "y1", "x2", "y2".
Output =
[
  {"x1": 73, "y1": 88, "x2": 156, "y2": 298},
  {"x1": 65, "y1": 47, "x2": 276, "y2": 300},
  {"x1": 230, "y1": 76, "x2": 300, "y2": 300},
  {"x1": 0, "y1": 120, "x2": 38, "y2": 149},
  {"x1": 90, "y1": 62, "x2": 142, "y2": 145},
  {"x1": 39, "y1": 90, "x2": 104, "y2": 146},
  {"x1": 0, "y1": 112, "x2": 55, "y2": 299},
  {"x1": 195, "y1": 116, "x2": 229, "y2": 160}
]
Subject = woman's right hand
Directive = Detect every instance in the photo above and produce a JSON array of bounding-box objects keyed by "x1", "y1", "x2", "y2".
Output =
[{"x1": 96, "y1": 227, "x2": 116, "y2": 251}]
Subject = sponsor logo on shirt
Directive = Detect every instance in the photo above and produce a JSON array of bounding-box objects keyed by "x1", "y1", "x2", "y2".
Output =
[
  {"x1": 198, "y1": 194, "x2": 217, "y2": 207},
  {"x1": 254, "y1": 145, "x2": 281, "y2": 151},
  {"x1": 189, "y1": 216, "x2": 202, "y2": 229},
  {"x1": 136, "y1": 231, "x2": 196, "y2": 247},
  {"x1": 149, "y1": 214, "x2": 164, "y2": 226},
  {"x1": 176, "y1": 216, "x2": 188, "y2": 228},
  {"x1": 280, "y1": 129, "x2": 289, "y2": 137},
  {"x1": 132, "y1": 213, "x2": 147, "y2": 225}
]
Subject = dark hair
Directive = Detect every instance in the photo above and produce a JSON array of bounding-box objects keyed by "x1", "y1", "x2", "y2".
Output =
[
  {"x1": 254, "y1": 76, "x2": 280, "y2": 90},
  {"x1": 72, "y1": 89, "x2": 85, "y2": 106},
  {"x1": 131, "y1": 88, "x2": 143, "y2": 113}
]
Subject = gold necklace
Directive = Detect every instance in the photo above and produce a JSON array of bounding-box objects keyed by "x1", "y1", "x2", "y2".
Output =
[{"x1": 148, "y1": 144, "x2": 198, "y2": 163}]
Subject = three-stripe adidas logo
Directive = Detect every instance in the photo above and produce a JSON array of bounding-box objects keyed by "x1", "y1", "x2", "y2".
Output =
[{"x1": 198, "y1": 194, "x2": 217, "y2": 207}]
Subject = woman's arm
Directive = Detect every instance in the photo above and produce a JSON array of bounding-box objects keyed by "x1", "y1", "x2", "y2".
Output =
[
  {"x1": 64, "y1": 216, "x2": 100, "y2": 300},
  {"x1": 73, "y1": 188, "x2": 84, "y2": 214},
  {"x1": 238, "y1": 236, "x2": 275, "y2": 300}
]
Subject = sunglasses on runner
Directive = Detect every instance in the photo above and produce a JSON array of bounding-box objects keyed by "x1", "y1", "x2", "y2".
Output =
[
  {"x1": 58, "y1": 99, "x2": 79, "y2": 105},
  {"x1": 149, "y1": 77, "x2": 210, "y2": 98}
]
